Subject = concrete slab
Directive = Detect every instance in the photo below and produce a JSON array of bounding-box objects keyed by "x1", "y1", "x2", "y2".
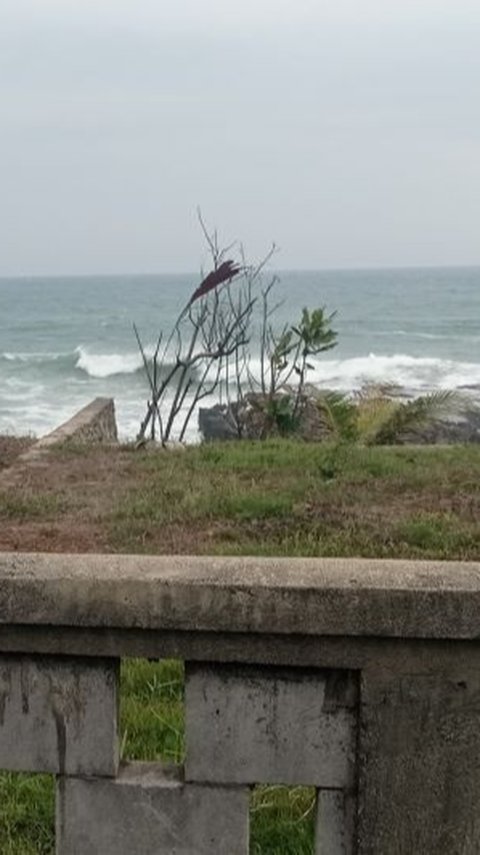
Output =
[
  {"x1": 357, "y1": 657, "x2": 480, "y2": 853},
  {"x1": 185, "y1": 664, "x2": 357, "y2": 786},
  {"x1": 56, "y1": 763, "x2": 249, "y2": 855},
  {"x1": 0, "y1": 654, "x2": 118, "y2": 776}
]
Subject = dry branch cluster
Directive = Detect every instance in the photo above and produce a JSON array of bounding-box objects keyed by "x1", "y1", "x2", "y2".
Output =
[{"x1": 134, "y1": 220, "x2": 337, "y2": 444}]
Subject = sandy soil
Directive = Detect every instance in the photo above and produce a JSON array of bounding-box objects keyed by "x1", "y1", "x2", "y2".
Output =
[{"x1": 0, "y1": 436, "x2": 36, "y2": 471}]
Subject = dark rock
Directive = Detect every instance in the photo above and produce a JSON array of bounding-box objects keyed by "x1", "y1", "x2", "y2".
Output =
[
  {"x1": 402, "y1": 411, "x2": 480, "y2": 445},
  {"x1": 199, "y1": 393, "x2": 329, "y2": 442},
  {"x1": 198, "y1": 405, "x2": 239, "y2": 441}
]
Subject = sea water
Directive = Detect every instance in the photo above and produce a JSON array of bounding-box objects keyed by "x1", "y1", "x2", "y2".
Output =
[{"x1": 1, "y1": 266, "x2": 480, "y2": 441}]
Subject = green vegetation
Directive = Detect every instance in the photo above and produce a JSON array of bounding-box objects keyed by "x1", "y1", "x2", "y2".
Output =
[
  {"x1": 251, "y1": 786, "x2": 316, "y2": 855},
  {"x1": 135, "y1": 222, "x2": 338, "y2": 444},
  {"x1": 0, "y1": 773, "x2": 54, "y2": 855},
  {"x1": 2, "y1": 440, "x2": 480, "y2": 560},
  {"x1": 109, "y1": 441, "x2": 480, "y2": 560},
  {"x1": 0, "y1": 492, "x2": 64, "y2": 520},
  {"x1": 2, "y1": 439, "x2": 480, "y2": 851},
  {"x1": 321, "y1": 385, "x2": 463, "y2": 445},
  {"x1": 120, "y1": 658, "x2": 185, "y2": 764}
]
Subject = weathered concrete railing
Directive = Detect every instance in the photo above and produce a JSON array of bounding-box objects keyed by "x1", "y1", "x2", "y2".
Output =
[{"x1": 1, "y1": 553, "x2": 480, "y2": 854}]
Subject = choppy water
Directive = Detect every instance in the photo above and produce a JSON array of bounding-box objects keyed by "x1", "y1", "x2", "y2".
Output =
[{"x1": 1, "y1": 266, "x2": 479, "y2": 441}]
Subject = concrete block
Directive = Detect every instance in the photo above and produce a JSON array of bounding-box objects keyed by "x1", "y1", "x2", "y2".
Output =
[
  {"x1": 315, "y1": 790, "x2": 355, "y2": 854},
  {"x1": 56, "y1": 762, "x2": 249, "y2": 855},
  {"x1": 185, "y1": 664, "x2": 357, "y2": 786},
  {"x1": 0, "y1": 654, "x2": 118, "y2": 776}
]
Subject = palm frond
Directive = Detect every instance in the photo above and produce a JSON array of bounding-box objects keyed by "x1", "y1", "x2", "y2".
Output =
[
  {"x1": 314, "y1": 391, "x2": 358, "y2": 441},
  {"x1": 362, "y1": 390, "x2": 465, "y2": 445}
]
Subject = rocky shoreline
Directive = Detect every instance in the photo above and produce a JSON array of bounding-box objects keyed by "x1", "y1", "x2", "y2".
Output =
[{"x1": 199, "y1": 393, "x2": 480, "y2": 445}]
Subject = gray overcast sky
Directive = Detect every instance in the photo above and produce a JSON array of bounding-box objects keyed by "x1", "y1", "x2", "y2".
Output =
[{"x1": 1, "y1": 0, "x2": 480, "y2": 275}]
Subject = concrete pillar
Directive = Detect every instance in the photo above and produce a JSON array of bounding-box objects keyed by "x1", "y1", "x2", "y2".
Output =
[{"x1": 357, "y1": 650, "x2": 480, "y2": 854}]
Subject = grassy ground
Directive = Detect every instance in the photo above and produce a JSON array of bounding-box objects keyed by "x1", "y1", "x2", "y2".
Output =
[
  {"x1": 1, "y1": 439, "x2": 480, "y2": 852},
  {"x1": 2, "y1": 439, "x2": 480, "y2": 560},
  {"x1": 109, "y1": 441, "x2": 480, "y2": 559}
]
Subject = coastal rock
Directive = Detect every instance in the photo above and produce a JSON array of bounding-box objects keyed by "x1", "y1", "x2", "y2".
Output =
[
  {"x1": 402, "y1": 410, "x2": 480, "y2": 444},
  {"x1": 199, "y1": 393, "x2": 330, "y2": 442},
  {"x1": 199, "y1": 394, "x2": 480, "y2": 445},
  {"x1": 198, "y1": 405, "x2": 239, "y2": 441}
]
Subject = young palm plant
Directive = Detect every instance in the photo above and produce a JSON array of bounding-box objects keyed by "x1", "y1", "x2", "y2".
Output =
[
  {"x1": 356, "y1": 387, "x2": 465, "y2": 445},
  {"x1": 314, "y1": 384, "x2": 466, "y2": 445}
]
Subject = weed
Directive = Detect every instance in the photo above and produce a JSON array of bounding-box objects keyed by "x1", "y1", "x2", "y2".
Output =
[{"x1": 0, "y1": 492, "x2": 64, "y2": 520}]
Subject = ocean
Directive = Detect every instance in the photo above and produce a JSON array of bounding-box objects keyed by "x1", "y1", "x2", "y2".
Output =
[{"x1": 1, "y1": 266, "x2": 480, "y2": 442}]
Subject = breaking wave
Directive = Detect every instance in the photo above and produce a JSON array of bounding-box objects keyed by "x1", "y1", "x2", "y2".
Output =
[
  {"x1": 306, "y1": 353, "x2": 480, "y2": 393},
  {"x1": 74, "y1": 347, "x2": 144, "y2": 378},
  {"x1": 0, "y1": 347, "x2": 200, "y2": 382},
  {"x1": 1, "y1": 347, "x2": 151, "y2": 379},
  {"x1": 245, "y1": 352, "x2": 480, "y2": 395}
]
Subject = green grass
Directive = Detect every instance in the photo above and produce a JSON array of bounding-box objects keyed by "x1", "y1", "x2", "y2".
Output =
[
  {"x1": 0, "y1": 492, "x2": 64, "y2": 520},
  {"x1": 120, "y1": 658, "x2": 185, "y2": 763},
  {"x1": 251, "y1": 786, "x2": 316, "y2": 854},
  {"x1": 108, "y1": 441, "x2": 480, "y2": 560},
  {"x1": 0, "y1": 773, "x2": 55, "y2": 855},
  {"x1": 4, "y1": 439, "x2": 480, "y2": 561}
]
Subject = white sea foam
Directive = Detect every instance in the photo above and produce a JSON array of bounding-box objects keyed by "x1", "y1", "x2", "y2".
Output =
[
  {"x1": 376, "y1": 331, "x2": 452, "y2": 340},
  {"x1": 74, "y1": 346, "x2": 144, "y2": 379},
  {"x1": 306, "y1": 353, "x2": 480, "y2": 393},
  {"x1": 1, "y1": 351, "x2": 69, "y2": 363},
  {"x1": 245, "y1": 353, "x2": 480, "y2": 395}
]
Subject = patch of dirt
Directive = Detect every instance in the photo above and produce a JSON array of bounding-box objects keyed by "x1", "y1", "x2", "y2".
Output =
[
  {"x1": 0, "y1": 520, "x2": 110, "y2": 553},
  {"x1": 0, "y1": 438, "x2": 238, "y2": 553},
  {"x1": 0, "y1": 444, "x2": 139, "y2": 552},
  {"x1": 0, "y1": 436, "x2": 36, "y2": 471},
  {"x1": 127, "y1": 520, "x2": 237, "y2": 554}
]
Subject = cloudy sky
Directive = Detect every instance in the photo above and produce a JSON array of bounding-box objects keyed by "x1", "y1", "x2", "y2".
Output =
[{"x1": 1, "y1": 0, "x2": 480, "y2": 274}]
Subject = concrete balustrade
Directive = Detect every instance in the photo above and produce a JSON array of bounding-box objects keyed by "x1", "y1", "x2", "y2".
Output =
[{"x1": 1, "y1": 552, "x2": 480, "y2": 853}]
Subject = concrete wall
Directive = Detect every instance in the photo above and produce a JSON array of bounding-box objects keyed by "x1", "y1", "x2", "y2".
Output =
[
  {"x1": 0, "y1": 399, "x2": 118, "y2": 489},
  {"x1": 34, "y1": 397, "x2": 118, "y2": 447},
  {"x1": 1, "y1": 553, "x2": 480, "y2": 854}
]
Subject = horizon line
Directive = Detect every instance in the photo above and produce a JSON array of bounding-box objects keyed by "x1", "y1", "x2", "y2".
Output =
[{"x1": 2, "y1": 262, "x2": 480, "y2": 280}]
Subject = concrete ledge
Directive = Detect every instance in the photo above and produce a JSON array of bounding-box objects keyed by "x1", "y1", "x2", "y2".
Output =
[{"x1": 1, "y1": 553, "x2": 480, "y2": 640}]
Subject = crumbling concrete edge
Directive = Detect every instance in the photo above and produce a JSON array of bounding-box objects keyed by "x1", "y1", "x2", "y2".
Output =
[{"x1": 0, "y1": 398, "x2": 118, "y2": 488}]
